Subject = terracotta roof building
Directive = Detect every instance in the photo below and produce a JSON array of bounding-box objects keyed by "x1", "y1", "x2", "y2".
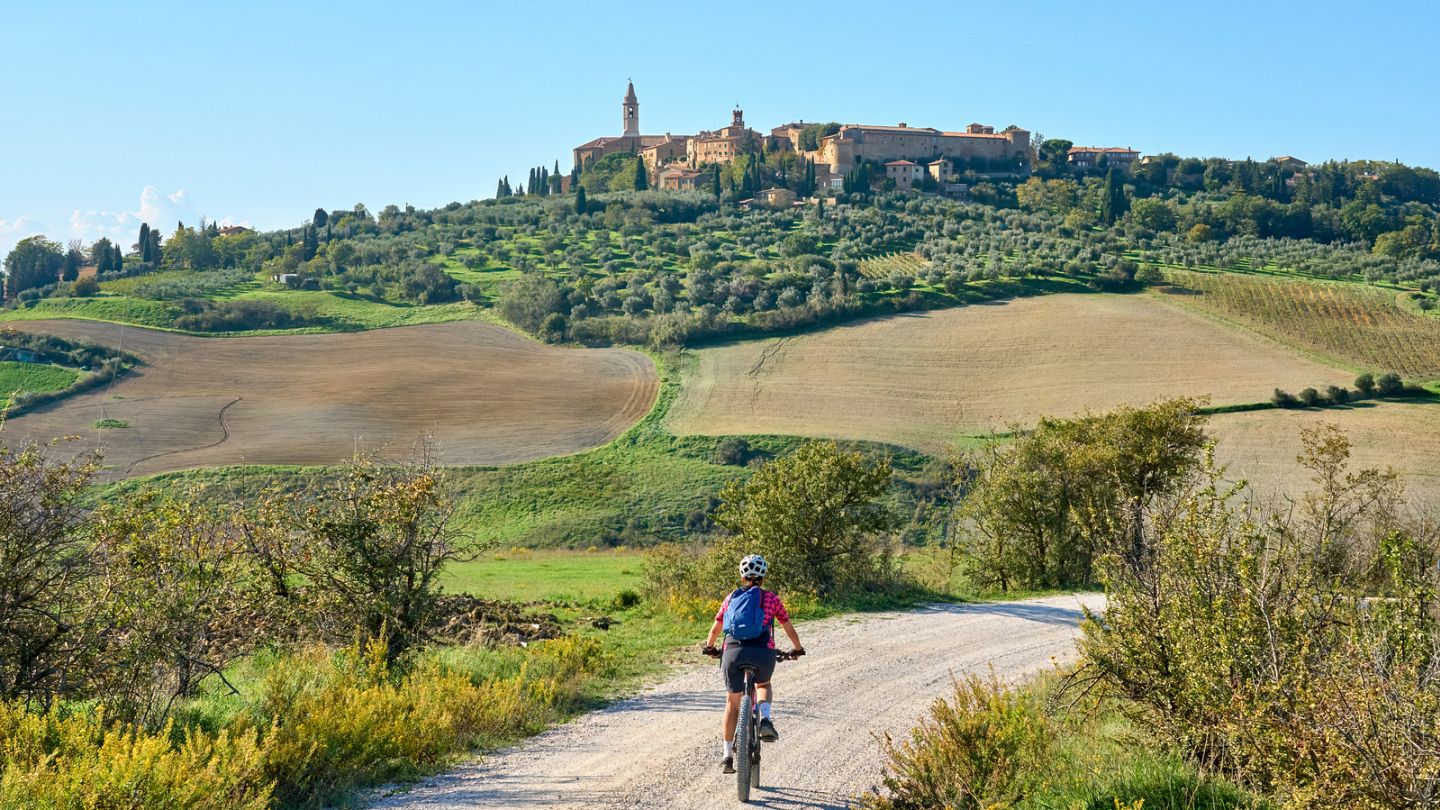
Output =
[
  {"x1": 1067, "y1": 146, "x2": 1141, "y2": 171},
  {"x1": 572, "y1": 81, "x2": 672, "y2": 170},
  {"x1": 815, "y1": 122, "x2": 1030, "y2": 175}
]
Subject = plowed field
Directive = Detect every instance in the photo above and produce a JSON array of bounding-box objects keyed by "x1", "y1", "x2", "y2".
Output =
[{"x1": 1, "y1": 320, "x2": 657, "y2": 478}]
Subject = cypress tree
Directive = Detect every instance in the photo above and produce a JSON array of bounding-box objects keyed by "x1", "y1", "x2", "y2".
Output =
[
  {"x1": 711, "y1": 165, "x2": 721, "y2": 199},
  {"x1": 575, "y1": 184, "x2": 588, "y2": 215},
  {"x1": 1099, "y1": 168, "x2": 1129, "y2": 225},
  {"x1": 148, "y1": 228, "x2": 162, "y2": 262},
  {"x1": 540, "y1": 166, "x2": 550, "y2": 196},
  {"x1": 634, "y1": 156, "x2": 648, "y2": 191},
  {"x1": 139, "y1": 223, "x2": 151, "y2": 262},
  {"x1": 497, "y1": 178, "x2": 506, "y2": 198}
]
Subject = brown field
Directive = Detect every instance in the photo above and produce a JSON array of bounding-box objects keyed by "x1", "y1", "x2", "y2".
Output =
[
  {"x1": 1, "y1": 320, "x2": 657, "y2": 478},
  {"x1": 667, "y1": 293, "x2": 1351, "y2": 451},
  {"x1": 1209, "y1": 402, "x2": 1440, "y2": 502}
]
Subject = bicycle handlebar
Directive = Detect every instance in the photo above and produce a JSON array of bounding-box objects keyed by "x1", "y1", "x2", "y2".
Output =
[{"x1": 701, "y1": 645, "x2": 805, "y2": 660}]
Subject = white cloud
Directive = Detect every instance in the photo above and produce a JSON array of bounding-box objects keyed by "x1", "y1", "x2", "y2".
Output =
[
  {"x1": 68, "y1": 186, "x2": 249, "y2": 252},
  {"x1": 0, "y1": 216, "x2": 50, "y2": 261}
]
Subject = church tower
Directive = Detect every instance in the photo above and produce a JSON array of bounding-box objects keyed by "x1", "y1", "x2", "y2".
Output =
[{"x1": 622, "y1": 81, "x2": 640, "y2": 137}]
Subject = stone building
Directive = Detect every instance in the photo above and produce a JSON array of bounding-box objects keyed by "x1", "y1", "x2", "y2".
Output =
[
  {"x1": 572, "y1": 82, "x2": 673, "y2": 170},
  {"x1": 1067, "y1": 146, "x2": 1140, "y2": 171},
  {"x1": 885, "y1": 160, "x2": 924, "y2": 189},
  {"x1": 640, "y1": 134, "x2": 690, "y2": 170},
  {"x1": 657, "y1": 166, "x2": 709, "y2": 191},
  {"x1": 813, "y1": 122, "x2": 1030, "y2": 175},
  {"x1": 687, "y1": 108, "x2": 762, "y2": 166}
]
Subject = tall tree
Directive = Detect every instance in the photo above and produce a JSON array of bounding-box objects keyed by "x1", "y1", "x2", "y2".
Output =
[
  {"x1": 2, "y1": 236, "x2": 64, "y2": 298},
  {"x1": 61, "y1": 240, "x2": 85, "y2": 282},
  {"x1": 313, "y1": 208, "x2": 328, "y2": 228},
  {"x1": 633, "y1": 156, "x2": 648, "y2": 191},
  {"x1": 1099, "y1": 168, "x2": 1129, "y2": 225},
  {"x1": 301, "y1": 225, "x2": 318, "y2": 261},
  {"x1": 147, "y1": 228, "x2": 162, "y2": 263},
  {"x1": 574, "y1": 184, "x2": 587, "y2": 215},
  {"x1": 711, "y1": 164, "x2": 721, "y2": 199},
  {"x1": 139, "y1": 223, "x2": 152, "y2": 262},
  {"x1": 91, "y1": 238, "x2": 116, "y2": 274}
]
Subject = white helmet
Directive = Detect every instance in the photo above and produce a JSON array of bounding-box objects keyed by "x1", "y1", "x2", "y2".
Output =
[{"x1": 739, "y1": 554, "x2": 768, "y2": 579}]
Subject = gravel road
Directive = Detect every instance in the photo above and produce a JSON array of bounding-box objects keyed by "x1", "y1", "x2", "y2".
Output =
[{"x1": 369, "y1": 594, "x2": 1101, "y2": 810}]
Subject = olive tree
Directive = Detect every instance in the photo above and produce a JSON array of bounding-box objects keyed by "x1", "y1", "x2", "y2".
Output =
[{"x1": 711, "y1": 441, "x2": 894, "y2": 597}]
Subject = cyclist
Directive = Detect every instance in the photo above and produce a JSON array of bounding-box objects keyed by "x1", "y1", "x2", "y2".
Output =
[{"x1": 702, "y1": 553, "x2": 805, "y2": 774}]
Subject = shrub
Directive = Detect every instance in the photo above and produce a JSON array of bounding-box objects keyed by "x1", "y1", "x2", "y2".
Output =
[
  {"x1": 709, "y1": 441, "x2": 897, "y2": 598},
  {"x1": 712, "y1": 436, "x2": 751, "y2": 466},
  {"x1": 1325, "y1": 385, "x2": 1349, "y2": 405},
  {"x1": 0, "y1": 704, "x2": 272, "y2": 810},
  {"x1": 0, "y1": 445, "x2": 104, "y2": 704},
  {"x1": 1297, "y1": 386, "x2": 1320, "y2": 407},
  {"x1": 71, "y1": 275, "x2": 100, "y2": 297},
  {"x1": 1271, "y1": 388, "x2": 1299, "y2": 408},
  {"x1": 281, "y1": 456, "x2": 484, "y2": 663},
  {"x1": 961, "y1": 400, "x2": 1207, "y2": 591},
  {"x1": 497, "y1": 273, "x2": 563, "y2": 333},
  {"x1": 1376, "y1": 371, "x2": 1404, "y2": 397},
  {"x1": 859, "y1": 674, "x2": 1052, "y2": 810},
  {"x1": 1078, "y1": 426, "x2": 1438, "y2": 808},
  {"x1": 1354, "y1": 372, "x2": 1376, "y2": 396},
  {"x1": 248, "y1": 634, "x2": 602, "y2": 807}
]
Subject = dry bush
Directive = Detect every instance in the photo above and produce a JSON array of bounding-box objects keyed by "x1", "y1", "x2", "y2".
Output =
[
  {"x1": 859, "y1": 674, "x2": 1052, "y2": 810},
  {"x1": 1079, "y1": 426, "x2": 1440, "y2": 809}
]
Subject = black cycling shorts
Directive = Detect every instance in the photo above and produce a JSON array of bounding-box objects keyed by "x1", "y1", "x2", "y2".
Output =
[{"x1": 720, "y1": 643, "x2": 776, "y2": 693}]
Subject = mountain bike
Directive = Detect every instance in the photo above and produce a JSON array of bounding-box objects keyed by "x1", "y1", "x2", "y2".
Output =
[{"x1": 705, "y1": 646, "x2": 802, "y2": 803}]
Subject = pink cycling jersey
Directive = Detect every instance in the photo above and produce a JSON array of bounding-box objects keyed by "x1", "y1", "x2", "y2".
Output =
[{"x1": 715, "y1": 588, "x2": 790, "y2": 649}]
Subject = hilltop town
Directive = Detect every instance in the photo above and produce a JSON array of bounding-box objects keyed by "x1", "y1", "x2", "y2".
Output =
[{"x1": 549, "y1": 81, "x2": 1135, "y2": 200}]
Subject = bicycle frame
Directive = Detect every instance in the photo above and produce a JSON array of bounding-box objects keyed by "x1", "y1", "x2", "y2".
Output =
[{"x1": 735, "y1": 664, "x2": 763, "y2": 802}]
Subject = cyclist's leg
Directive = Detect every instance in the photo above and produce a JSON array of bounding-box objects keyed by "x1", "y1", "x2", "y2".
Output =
[
  {"x1": 723, "y1": 691, "x2": 741, "y2": 742},
  {"x1": 719, "y1": 645, "x2": 747, "y2": 749}
]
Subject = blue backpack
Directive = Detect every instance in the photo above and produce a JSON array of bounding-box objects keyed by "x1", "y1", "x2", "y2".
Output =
[{"x1": 723, "y1": 586, "x2": 767, "y2": 641}]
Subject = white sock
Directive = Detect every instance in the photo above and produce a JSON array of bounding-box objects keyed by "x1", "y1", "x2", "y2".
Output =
[
  {"x1": 759, "y1": 701, "x2": 772, "y2": 720},
  {"x1": 723, "y1": 739, "x2": 733, "y2": 758}
]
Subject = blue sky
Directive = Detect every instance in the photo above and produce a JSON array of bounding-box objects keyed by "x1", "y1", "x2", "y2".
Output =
[{"x1": 3, "y1": 0, "x2": 1437, "y2": 259}]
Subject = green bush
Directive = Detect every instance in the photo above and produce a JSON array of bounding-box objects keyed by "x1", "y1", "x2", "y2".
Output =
[
  {"x1": 960, "y1": 399, "x2": 1207, "y2": 591},
  {"x1": 860, "y1": 674, "x2": 1051, "y2": 810}
]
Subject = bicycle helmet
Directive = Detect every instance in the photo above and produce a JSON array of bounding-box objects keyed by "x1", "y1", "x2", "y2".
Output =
[{"x1": 739, "y1": 554, "x2": 768, "y2": 579}]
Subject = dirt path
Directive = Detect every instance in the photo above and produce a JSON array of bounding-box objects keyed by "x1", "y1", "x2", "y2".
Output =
[{"x1": 369, "y1": 594, "x2": 1101, "y2": 810}]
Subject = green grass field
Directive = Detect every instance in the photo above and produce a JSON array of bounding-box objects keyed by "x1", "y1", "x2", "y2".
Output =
[
  {"x1": 0, "y1": 361, "x2": 80, "y2": 395},
  {"x1": 444, "y1": 549, "x2": 645, "y2": 603}
]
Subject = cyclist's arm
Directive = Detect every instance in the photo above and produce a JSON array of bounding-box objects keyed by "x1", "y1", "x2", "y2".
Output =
[
  {"x1": 704, "y1": 617, "x2": 724, "y2": 648},
  {"x1": 779, "y1": 618, "x2": 803, "y2": 652}
]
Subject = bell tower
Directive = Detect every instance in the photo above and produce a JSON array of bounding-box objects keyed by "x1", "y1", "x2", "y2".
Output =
[{"x1": 622, "y1": 80, "x2": 640, "y2": 137}]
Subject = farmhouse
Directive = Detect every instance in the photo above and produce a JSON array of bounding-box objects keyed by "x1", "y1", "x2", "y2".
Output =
[
  {"x1": 218, "y1": 225, "x2": 253, "y2": 237},
  {"x1": 885, "y1": 160, "x2": 924, "y2": 190},
  {"x1": 657, "y1": 166, "x2": 709, "y2": 191}
]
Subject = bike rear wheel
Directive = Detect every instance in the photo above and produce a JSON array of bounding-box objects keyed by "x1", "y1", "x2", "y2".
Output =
[{"x1": 736, "y1": 691, "x2": 754, "y2": 802}]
